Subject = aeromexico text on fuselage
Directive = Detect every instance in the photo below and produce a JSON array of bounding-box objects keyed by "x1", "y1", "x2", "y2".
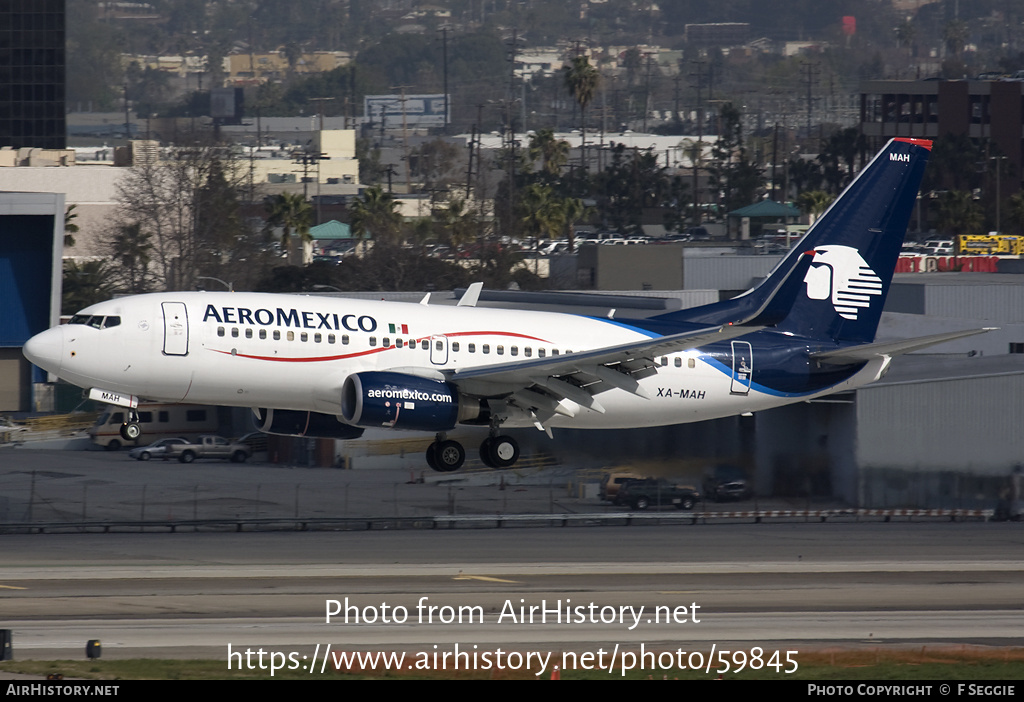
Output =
[{"x1": 202, "y1": 304, "x2": 379, "y2": 333}]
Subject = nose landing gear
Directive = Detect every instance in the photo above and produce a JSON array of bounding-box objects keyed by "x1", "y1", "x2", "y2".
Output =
[{"x1": 119, "y1": 409, "x2": 142, "y2": 442}]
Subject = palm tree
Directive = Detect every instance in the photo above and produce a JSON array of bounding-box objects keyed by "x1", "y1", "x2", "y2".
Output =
[
  {"x1": 563, "y1": 55, "x2": 599, "y2": 172},
  {"x1": 521, "y1": 183, "x2": 566, "y2": 270},
  {"x1": 62, "y1": 259, "x2": 114, "y2": 315},
  {"x1": 64, "y1": 204, "x2": 79, "y2": 248},
  {"x1": 934, "y1": 190, "x2": 983, "y2": 237},
  {"x1": 797, "y1": 190, "x2": 834, "y2": 225},
  {"x1": 528, "y1": 128, "x2": 569, "y2": 179},
  {"x1": 110, "y1": 222, "x2": 153, "y2": 293},
  {"x1": 264, "y1": 192, "x2": 313, "y2": 265},
  {"x1": 348, "y1": 185, "x2": 403, "y2": 248},
  {"x1": 434, "y1": 198, "x2": 478, "y2": 257}
]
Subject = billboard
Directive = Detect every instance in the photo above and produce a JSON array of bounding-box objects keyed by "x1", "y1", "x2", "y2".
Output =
[{"x1": 363, "y1": 94, "x2": 449, "y2": 128}]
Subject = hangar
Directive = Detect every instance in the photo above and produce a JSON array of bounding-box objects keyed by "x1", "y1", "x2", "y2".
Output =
[{"x1": 0, "y1": 191, "x2": 63, "y2": 412}]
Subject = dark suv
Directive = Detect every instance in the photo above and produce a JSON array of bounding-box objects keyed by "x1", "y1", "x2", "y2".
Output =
[{"x1": 615, "y1": 479, "x2": 699, "y2": 510}]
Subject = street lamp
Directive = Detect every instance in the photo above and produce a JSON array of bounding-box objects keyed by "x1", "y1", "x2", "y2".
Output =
[{"x1": 196, "y1": 276, "x2": 233, "y2": 292}]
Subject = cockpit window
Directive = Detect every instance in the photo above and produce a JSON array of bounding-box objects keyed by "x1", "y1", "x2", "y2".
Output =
[{"x1": 68, "y1": 315, "x2": 121, "y2": 329}]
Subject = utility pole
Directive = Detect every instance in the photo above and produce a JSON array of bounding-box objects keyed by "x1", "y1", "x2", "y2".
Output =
[
  {"x1": 801, "y1": 61, "x2": 820, "y2": 139},
  {"x1": 308, "y1": 97, "x2": 335, "y2": 225},
  {"x1": 391, "y1": 86, "x2": 413, "y2": 192},
  {"x1": 439, "y1": 25, "x2": 450, "y2": 134},
  {"x1": 689, "y1": 59, "x2": 707, "y2": 226}
]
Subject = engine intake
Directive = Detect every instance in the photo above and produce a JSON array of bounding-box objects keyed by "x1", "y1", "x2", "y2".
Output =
[{"x1": 341, "y1": 371, "x2": 482, "y2": 431}]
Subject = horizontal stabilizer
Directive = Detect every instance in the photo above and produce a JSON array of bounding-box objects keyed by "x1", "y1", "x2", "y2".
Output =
[{"x1": 811, "y1": 328, "x2": 996, "y2": 365}]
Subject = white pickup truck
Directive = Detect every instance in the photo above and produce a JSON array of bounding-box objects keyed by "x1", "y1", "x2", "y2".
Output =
[{"x1": 169, "y1": 435, "x2": 251, "y2": 464}]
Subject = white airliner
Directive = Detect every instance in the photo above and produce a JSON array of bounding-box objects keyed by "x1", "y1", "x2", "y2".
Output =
[{"x1": 23, "y1": 138, "x2": 987, "y2": 471}]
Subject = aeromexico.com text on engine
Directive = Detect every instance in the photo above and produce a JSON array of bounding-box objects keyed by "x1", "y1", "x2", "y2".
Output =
[{"x1": 367, "y1": 387, "x2": 453, "y2": 403}]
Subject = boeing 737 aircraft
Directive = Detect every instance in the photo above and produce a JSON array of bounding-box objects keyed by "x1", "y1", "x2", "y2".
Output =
[{"x1": 23, "y1": 138, "x2": 988, "y2": 471}]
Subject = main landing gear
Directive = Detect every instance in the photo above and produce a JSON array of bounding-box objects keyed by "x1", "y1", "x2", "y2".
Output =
[
  {"x1": 425, "y1": 431, "x2": 520, "y2": 472},
  {"x1": 119, "y1": 409, "x2": 142, "y2": 442}
]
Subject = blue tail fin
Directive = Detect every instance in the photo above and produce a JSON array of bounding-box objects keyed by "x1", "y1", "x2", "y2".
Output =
[{"x1": 655, "y1": 138, "x2": 931, "y2": 343}]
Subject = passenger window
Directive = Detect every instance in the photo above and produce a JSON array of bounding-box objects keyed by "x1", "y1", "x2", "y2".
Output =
[
  {"x1": 314, "y1": 333, "x2": 322, "y2": 343},
  {"x1": 217, "y1": 327, "x2": 225, "y2": 337},
  {"x1": 468, "y1": 343, "x2": 476, "y2": 353},
  {"x1": 273, "y1": 330, "x2": 281, "y2": 340},
  {"x1": 300, "y1": 332, "x2": 308, "y2": 342},
  {"x1": 688, "y1": 358, "x2": 696, "y2": 368},
  {"x1": 538, "y1": 348, "x2": 546, "y2": 358},
  {"x1": 510, "y1": 346, "x2": 518, "y2": 356},
  {"x1": 328, "y1": 334, "x2": 336, "y2": 344},
  {"x1": 524, "y1": 347, "x2": 532, "y2": 357},
  {"x1": 245, "y1": 328, "x2": 253, "y2": 339},
  {"x1": 287, "y1": 331, "x2": 295, "y2": 341},
  {"x1": 482, "y1": 344, "x2": 490, "y2": 354},
  {"x1": 452, "y1": 342, "x2": 460, "y2": 352},
  {"x1": 396, "y1": 338, "x2": 404, "y2": 348},
  {"x1": 674, "y1": 357, "x2": 681, "y2": 367},
  {"x1": 369, "y1": 337, "x2": 377, "y2": 347},
  {"x1": 497, "y1": 346, "x2": 504, "y2": 355},
  {"x1": 435, "y1": 341, "x2": 443, "y2": 351},
  {"x1": 259, "y1": 329, "x2": 267, "y2": 340},
  {"x1": 383, "y1": 337, "x2": 390, "y2": 347},
  {"x1": 231, "y1": 328, "x2": 239, "y2": 338},
  {"x1": 342, "y1": 335, "x2": 349, "y2": 345}
]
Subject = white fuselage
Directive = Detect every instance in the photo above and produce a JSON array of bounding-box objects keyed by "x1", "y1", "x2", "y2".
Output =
[{"x1": 26, "y1": 291, "x2": 883, "y2": 430}]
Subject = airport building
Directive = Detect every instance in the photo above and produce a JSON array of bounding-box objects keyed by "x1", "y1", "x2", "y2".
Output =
[
  {"x1": 860, "y1": 79, "x2": 1024, "y2": 192},
  {"x1": 0, "y1": 0, "x2": 66, "y2": 150}
]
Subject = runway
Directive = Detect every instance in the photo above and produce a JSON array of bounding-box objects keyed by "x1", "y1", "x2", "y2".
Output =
[{"x1": 1, "y1": 523, "x2": 1022, "y2": 665}]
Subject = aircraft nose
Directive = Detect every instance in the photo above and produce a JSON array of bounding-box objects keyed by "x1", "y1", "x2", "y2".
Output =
[{"x1": 23, "y1": 327, "x2": 64, "y2": 376}]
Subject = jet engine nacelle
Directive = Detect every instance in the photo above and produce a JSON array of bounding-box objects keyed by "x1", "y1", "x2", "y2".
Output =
[
  {"x1": 256, "y1": 408, "x2": 365, "y2": 439},
  {"x1": 341, "y1": 371, "x2": 483, "y2": 431}
]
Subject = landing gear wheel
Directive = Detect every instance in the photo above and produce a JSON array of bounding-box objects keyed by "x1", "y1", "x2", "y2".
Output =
[
  {"x1": 479, "y1": 438, "x2": 497, "y2": 468},
  {"x1": 486, "y1": 435, "x2": 519, "y2": 469},
  {"x1": 434, "y1": 440, "x2": 465, "y2": 472},
  {"x1": 425, "y1": 443, "x2": 439, "y2": 471},
  {"x1": 119, "y1": 422, "x2": 141, "y2": 441}
]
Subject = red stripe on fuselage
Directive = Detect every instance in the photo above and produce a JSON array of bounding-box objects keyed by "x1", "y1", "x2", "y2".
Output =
[{"x1": 207, "y1": 330, "x2": 553, "y2": 363}]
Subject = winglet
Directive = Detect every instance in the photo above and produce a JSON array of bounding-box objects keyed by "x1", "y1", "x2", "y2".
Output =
[{"x1": 457, "y1": 282, "x2": 483, "y2": 307}]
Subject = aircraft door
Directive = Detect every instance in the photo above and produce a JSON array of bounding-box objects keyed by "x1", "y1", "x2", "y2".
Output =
[
  {"x1": 162, "y1": 302, "x2": 189, "y2": 356},
  {"x1": 730, "y1": 340, "x2": 752, "y2": 395},
  {"x1": 429, "y1": 335, "x2": 449, "y2": 365}
]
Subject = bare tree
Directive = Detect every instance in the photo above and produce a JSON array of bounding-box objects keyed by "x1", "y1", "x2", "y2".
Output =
[{"x1": 111, "y1": 142, "x2": 253, "y2": 291}]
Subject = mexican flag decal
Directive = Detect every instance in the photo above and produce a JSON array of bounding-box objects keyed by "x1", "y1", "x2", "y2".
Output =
[{"x1": 388, "y1": 323, "x2": 409, "y2": 334}]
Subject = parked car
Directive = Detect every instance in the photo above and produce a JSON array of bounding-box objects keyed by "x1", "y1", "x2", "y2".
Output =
[
  {"x1": 615, "y1": 479, "x2": 700, "y2": 510},
  {"x1": 167, "y1": 435, "x2": 252, "y2": 463},
  {"x1": 702, "y1": 464, "x2": 753, "y2": 502},
  {"x1": 599, "y1": 471, "x2": 644, "y2": 502},
  {"x1": 127, "y1": 437, "x2": 188, "y2": 461}
]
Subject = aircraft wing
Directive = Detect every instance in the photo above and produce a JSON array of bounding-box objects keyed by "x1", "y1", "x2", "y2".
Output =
[
  {"x1": 810, "y1": 328, "x2": 996, "y2": 365},
  {"x1": 445, "y1": 323, "x2": 761, "y2": 416},
  {"x1": 440, "y1": 251, "x2": 816, "y2": 421}
]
